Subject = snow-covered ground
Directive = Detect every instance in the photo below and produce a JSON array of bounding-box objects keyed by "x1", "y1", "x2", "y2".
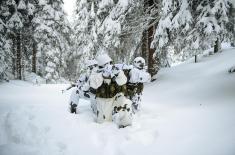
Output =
[{"x1": 0, "y1": 48, "x2": 235, "y2": 155}]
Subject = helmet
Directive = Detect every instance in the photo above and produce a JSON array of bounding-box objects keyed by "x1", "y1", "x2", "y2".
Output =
[
  {"x1": 133, "y1": 57, "x2": 145, "y2": 69},
  {"x1": 86, "y1": 59, "x2": 98, "y2": 67},
  {"x1": 96, "y1": 54, "x2": 112, "y2": 67}
]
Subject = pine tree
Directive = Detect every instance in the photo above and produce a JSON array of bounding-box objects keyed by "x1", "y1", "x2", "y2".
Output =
[
  {"x1": 226, "y1": 1, "x2": 234, "y2": 47},
  {"x1": 45, "y1": 49, "x2": 60, "y2": 83},
  {"x1": 72, "y1": 0, "x2": 95, "y2": 73},
  {"x1": 0, "y1": 1, "x2": 12, "y2": 80},
  {"x1": 32, "y1": 0, "x2": 71, "y2": 81},
  {"x1": 5, "y1": 0, "x2": 28, "y2": 80},
  {"x1": 142, "y1": 0, "x2": 160, "y2": 76},
  {"x1": 151, "y1": 0, "x2": 233, "y2": 65},
  {"x1": 0, "y1": 0, "x2": 71, "y2": 82}
]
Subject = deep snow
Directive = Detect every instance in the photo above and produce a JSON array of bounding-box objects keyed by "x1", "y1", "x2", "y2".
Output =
[{"x1": 0, "y1": 48, "x2": 235, "y2": 155}]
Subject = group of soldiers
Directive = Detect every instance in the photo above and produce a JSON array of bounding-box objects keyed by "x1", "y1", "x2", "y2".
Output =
[{"x1": 68, "y1": 54, "x2": 151, "y2": 128}]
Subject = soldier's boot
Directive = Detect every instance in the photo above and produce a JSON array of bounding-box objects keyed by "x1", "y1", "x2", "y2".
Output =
[{"x1": 70, "y1": 102, "x2": 78, "y2": 114}]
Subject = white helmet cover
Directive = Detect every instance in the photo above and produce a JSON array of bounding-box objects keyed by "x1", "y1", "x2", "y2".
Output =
[
  {"x1": 96, "y1": 54, "x2": 112, "y2": 66},
  {"x1": 133, "y1": 57, "x2": 145, "y2": 69}
]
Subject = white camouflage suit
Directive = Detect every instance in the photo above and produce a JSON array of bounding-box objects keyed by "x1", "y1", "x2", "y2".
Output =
[
  {"x1": 128, "y1": 57, "x2": 151, "y2": 112},
  {"x1": 69, "y1": 60, "x2": 98, "y2": 114},
  {"x1": 89, "y1": 54, "x2": 133, "y2": 127}
]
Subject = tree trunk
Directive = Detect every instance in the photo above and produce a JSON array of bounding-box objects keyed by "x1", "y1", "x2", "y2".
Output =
[
  {"x1": 148, "y1": 25, "x2": 155, "y2": 76},
  {"x1": 142, "y1": 0, "x2": 156, "y2": 77},
  {"x1": 12, "y1": 36, "x2": 16, "y2": 78},
  {"x1": 16, "y1": 32, "x2": 22, "y2": 80},
  {"x1": 232, "y1": 36, "x2": 235, "y2": 47},
  {"x1": 195, "y1": 55, "x2": 198, "y2": 63},
  {"x1": 141, "y1": 30, "x2": 149, "y2": 64},
  {"x1": 214, "y1": 37, "x2": 221, "y2": 53},
  {"x1": 32, "y1": 39, "x2": 37, "y2": 73}
]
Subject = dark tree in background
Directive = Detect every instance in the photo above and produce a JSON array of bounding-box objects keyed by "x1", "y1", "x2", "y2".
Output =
[
  {"x1": 142, "y1": 0, "x2": 159, "y2": 77},
  {"x1": 16, "y1": 32, "x2": 22, "y2": 79}
]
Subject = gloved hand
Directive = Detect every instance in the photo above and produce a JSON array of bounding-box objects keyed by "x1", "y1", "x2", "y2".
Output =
[
  {"x1": 81, "y1": 83, "x2": 90, "y2": 92},
  {"x1": 112, "y1": 66, "x2": 120, "y2": 77},
  {"x1": 102, "y1": 64, "x2": 113, "y2": 78}
]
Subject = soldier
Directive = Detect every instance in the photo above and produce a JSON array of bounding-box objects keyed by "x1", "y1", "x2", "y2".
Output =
[
  {"x1": 89, "y1": 54, "x2": 133, "y2": 127},
  {"x1": 69, "y1": 59, "x2": 98, "y2": 114},
  {"x1": 125, "y1": 57, "x2": 151, "y2": 113}
]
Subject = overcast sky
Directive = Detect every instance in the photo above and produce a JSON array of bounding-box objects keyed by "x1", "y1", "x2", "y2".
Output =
[{"x1": 63, "y1": 0, "x2": 76, "y2": 21}]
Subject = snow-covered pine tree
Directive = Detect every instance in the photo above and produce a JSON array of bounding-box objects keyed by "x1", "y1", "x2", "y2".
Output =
[
  {"x1": 151, "y1": 0, "x2": 233, "y2": 65},
  {"x1": 224, "y1": 0, "x2": 234, "y2": 47},
  {"x1": 32, "y1": 0, "x2": 71, "y2": 82},
  {"x1": 227, "y1": 1, "x2": 235, "y2": 47},
  {"x1": 95, "y1": 0, "x2": 158, "y2": 64},
  {"x1": 45, "y1": 48, "x2": 60, "y2": 83},
  {"x1": 0, "y1": 1, "x2": 12, "y2": 81},
  {"x1": 0, "y1": 0, "x2": 71, "y2": 82},
  {"x1": 151, "y1": 0, "x2": 194, "y2": 64},
  {"x1": 5, "y1": 0, "x2": 29, "y2": 80},
  {"x1": 190, "y1": 0, "x2": 231, "y2": 54},
  {"x1": 141, "y1": 0, "x2": 160, "y2": 76},
  {"x1": 71, "y1": 0, "x2": 96, "y2": 77}
]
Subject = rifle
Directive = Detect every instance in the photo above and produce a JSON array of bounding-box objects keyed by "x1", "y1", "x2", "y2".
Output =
[{"x1": 62, "y1": 83, "x2": 76, "y2": 93}]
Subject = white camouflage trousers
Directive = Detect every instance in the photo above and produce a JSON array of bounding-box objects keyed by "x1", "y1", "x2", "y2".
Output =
[
  {"x1": 95, "y1": 94, "x2": 133, "y2": 127},
  {"x1": 96, "y1": 97, "x2": 114, "y2": 123},
  {"x1": 130, "y1": 93, "x2": 142, "y2": 113}
]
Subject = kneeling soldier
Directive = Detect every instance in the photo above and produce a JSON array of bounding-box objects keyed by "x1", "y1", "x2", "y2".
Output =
[
  {"x1": 125, "y1": 57, "x2": 151, "y2": 113},
  {"x1": 89, "y1": 54, "x2": 133, "y2": 127}
]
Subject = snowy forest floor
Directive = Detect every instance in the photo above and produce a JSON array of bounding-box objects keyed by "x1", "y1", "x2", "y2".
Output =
[{"x1": 0, "y1": 48, "x2": 235, "y2": 155}]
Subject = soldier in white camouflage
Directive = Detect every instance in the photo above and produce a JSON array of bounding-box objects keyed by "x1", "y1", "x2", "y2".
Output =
[
  {"x1": 69, "y1": 59, "x2": 98, "y2": 114},
  {"x1": 124, "y1": 57, "x2": 151, "y2": 113},
  {"x1": 89, "y1": 54, "x2": 133, "y2": 128}
]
